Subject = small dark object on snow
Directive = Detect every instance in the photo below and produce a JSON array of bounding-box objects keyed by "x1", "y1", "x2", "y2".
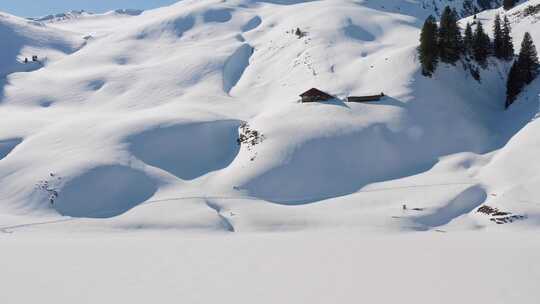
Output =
[
  {"x1": 32, "y1": 55, "x2": 38, "y2": 62},
  {"x1": 24, "y1": 57, "x2": 28, "y2": 64},
  {"x1": 295, "y1": 27, "x2": 306, "y2": 38}
]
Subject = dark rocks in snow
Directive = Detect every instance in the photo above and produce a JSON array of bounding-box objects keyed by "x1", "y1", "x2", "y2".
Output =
[
  {"x1": 36, "y1": 173, "x2": 62, "y2": 205},
  {"x1": 237, "y1": 123, "x2": 265, "y2": 161},
  {"x1": 237, "y1": 122, "x2": 265, "y2": 150},
  {"x1": 477, "y1": 205, "x2": 527, "y2": 224},
  {"x1": 522, "y1": 4, "x2": 540, "y2": 17}
]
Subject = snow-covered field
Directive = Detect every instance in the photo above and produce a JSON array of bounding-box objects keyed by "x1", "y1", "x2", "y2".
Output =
[{"x1": 1, "y1": 0, "x2": 540, "y2": 302}]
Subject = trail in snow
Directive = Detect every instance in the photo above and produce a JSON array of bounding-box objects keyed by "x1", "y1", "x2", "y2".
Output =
[{"x1": 0, "y1": 181, "x2": 487, "y2": 233}]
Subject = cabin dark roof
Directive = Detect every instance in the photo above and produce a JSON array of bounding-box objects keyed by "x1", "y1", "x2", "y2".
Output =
[
  {"x1": 347, "y1": 93, "x2": 385, "y2": 103},
  {"x1": 299, "y1": 88, "x2": 334, "y2": 99}
]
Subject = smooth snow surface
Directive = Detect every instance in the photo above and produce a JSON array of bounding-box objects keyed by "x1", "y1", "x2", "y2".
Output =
[
  {"x1": 54, "y1": 165, "x2": 158, "y2": 218},
  {"x1": 1, "y1": 0, "x2": 540, "y2": 302}
]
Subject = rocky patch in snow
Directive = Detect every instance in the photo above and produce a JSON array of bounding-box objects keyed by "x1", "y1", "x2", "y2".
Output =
[{"x1": 477, "y1": 205, "x2": 528, "y2": 224}]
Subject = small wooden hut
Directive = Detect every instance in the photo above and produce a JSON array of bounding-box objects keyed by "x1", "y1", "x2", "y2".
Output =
[
  {"x1": 346, "y1": 93, "x2": 385, "y2": 103},
  {"x1": 299, "y1": 88, "x2": 334, "y2": 103}
]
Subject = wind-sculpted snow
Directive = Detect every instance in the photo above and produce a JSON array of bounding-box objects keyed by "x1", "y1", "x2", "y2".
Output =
[
  {"x1": 54, "y1": 165, "x2": 158, "y2": 218},
  {"x1": 239, "y1": 126, "x2": 438, "y2": 204},
  {"x1": 203, "y1": 9, "x2": 233, "y2": 23},
  {"x1": 413, "y1": 185, "x2": 488, "y2": 228},
  {"x1": 223, "y1": 43, "x2": 254, "y2": 93},
  {"x1": 241, "y1": 16, "x2": 262, "y2": 32},
  {"x1": 0, "y1": 138, "x2": 22, "y2": 161},
  {"x1": 136, "y1": 15, "x2": 195, "y2": 39},
  {"x1": 128, "y1": 120, "x2": 241, "y2": 180},
  {"x1": 86, "y1": 79, "x2": 106, "y2": 91},
  {"x1": 343, "y1": 18, "x2": 376, "y2": 42}
]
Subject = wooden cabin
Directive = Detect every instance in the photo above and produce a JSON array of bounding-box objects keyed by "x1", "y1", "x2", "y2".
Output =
[
  {"x1": 347, "y1": 93, "x2": 385, "y2": 103},
  {"x1": 299, "y1": 88, "x2": 334, "y2": 103}
]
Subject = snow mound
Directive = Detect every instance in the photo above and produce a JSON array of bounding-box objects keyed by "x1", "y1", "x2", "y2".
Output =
[
  {"x1": 413, "y1": 185, "x2": 488, "y2": 228},
  {"x1": 54, "y1": 165, "x2": 158, "y2": 218},
  {"x1": 128, "y1": 120, "x2": 241, "y2": 180}
]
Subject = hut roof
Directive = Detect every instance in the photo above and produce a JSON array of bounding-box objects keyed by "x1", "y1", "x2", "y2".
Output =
[{"x1": 299, "y1": 88, "x2": 334, "y2": 99}]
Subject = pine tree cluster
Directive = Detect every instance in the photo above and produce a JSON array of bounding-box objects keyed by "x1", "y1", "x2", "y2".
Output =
[
  {"x1": 418, "y1": 6, "x2": 511, "y2": 76},
  {"x1": 417, "y1": 5, "x2": 540, "y2": 108},
  {"x1": 506, "y1": 33, "x2": 540, "y2": 108}
]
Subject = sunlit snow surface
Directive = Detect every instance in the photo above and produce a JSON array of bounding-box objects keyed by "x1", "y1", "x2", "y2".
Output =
[{"x1": 0, "y1": 1, "x2": 539, "y2": 303}]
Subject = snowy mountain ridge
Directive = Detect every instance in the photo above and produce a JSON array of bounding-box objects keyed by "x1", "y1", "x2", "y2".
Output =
[{"x1": 29, "y1": 8, "x2": 144, "y2": 23}]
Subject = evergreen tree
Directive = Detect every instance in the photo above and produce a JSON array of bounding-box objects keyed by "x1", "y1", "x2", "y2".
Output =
[
  {"x1": 503, "y1": 0, "x2": 516, "y2": 10},
  {"x1": 501, "y1": 16, "x2": 515, "y2": 60},
  {"x1": 493, "y1": 14, "x2": 505, "y2": 59},
  {"x1": 419, "y1": 15, "x2": 439, "y2": 77},
  {"x1": 517, "y1": 32, "x2": 540, "y2": 84},
  {"x1": 438, "y1": 6, "x2": 462, "y2": 64},
  {"x1": 472, "y1": 21, "x2": 491, "y2": 66},
  {"x1": 506, "y1": 63, "x2": 521, "y2": 107},
  {"x1": 464, "y1": 22, "x2": 474, "y2": 55},
  {"x1": 506, "y1": 33, "x2": 540, "y2": 108}
]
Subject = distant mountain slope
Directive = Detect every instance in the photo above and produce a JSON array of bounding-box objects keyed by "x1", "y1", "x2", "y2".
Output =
[
  {"x1": 0, "y1": 12, "x2": 84, "y2": 78},
  {"x1": 29, "y1": 9, "x2": 144, "y2": 23}
]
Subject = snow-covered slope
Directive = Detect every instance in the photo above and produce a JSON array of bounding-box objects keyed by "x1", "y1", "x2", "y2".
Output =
[
  {"x1": 0, "y1": 0, "x2": 538, "y2": 232},
  {"x1": 366, "y1": 0, "x2": 503, "y2": 18},
  {"x1": 0, "y1": 12, "x2": 84, "y2": 77},
  {"x1": 459, "y1": 0, "x2": 540, "y2": 226},
  {"x1": 30, "y1": 9, "x2": 145, "y2": 37},
  {"x1": 2, "y1": 0, "x2": 540, "y2": 302}
]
